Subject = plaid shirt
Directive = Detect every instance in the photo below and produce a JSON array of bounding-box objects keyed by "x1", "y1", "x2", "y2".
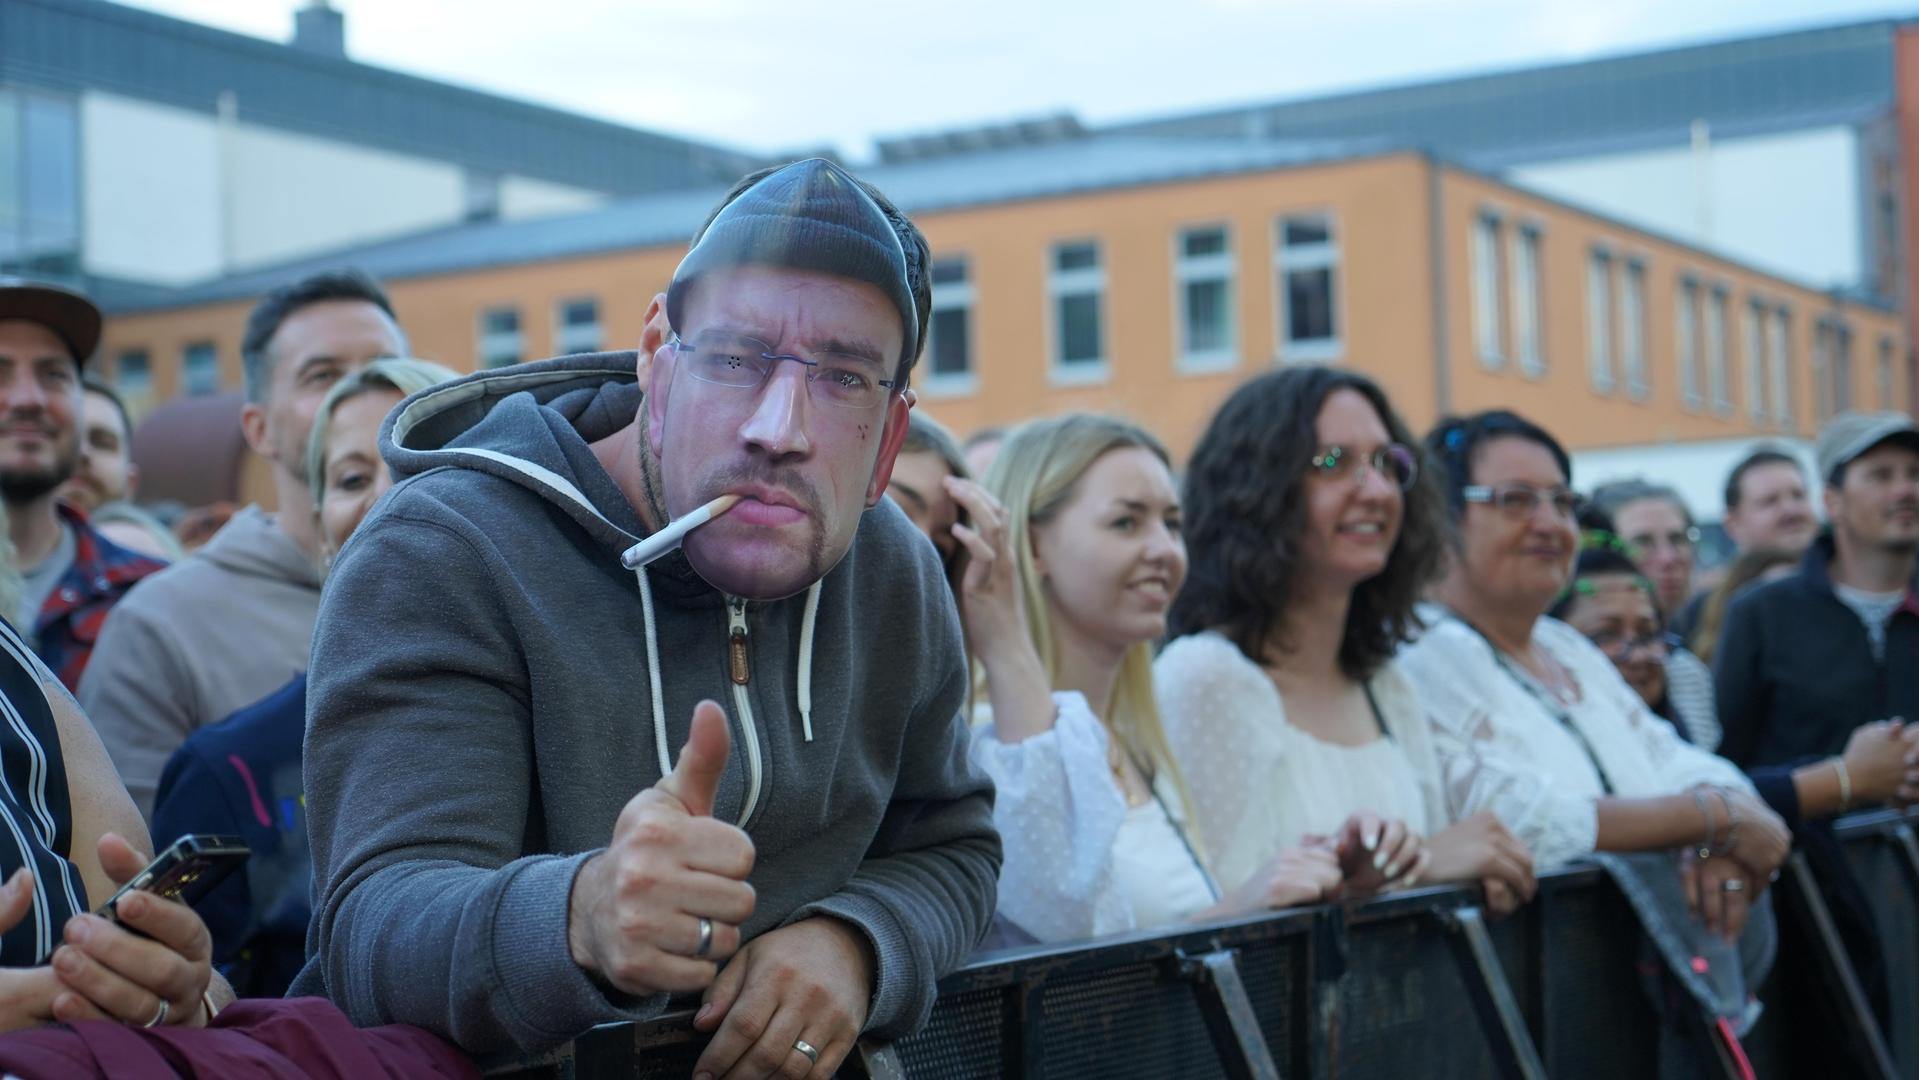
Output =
[{"x1": 31, "y1": 504, "x2": 167, "y2": 693}]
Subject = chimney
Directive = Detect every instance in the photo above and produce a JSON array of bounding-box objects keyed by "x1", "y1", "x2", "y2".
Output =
[{"x1": 291, "y1": 1, "x2": 346, "y2": 58}]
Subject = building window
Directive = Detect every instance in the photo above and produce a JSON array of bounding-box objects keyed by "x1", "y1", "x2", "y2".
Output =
[
  {"x1": 182, "y1": 343, "x2": 218, "y2": 396},
  {"x1": 1878, "y1": 336, "x2": 1897, "y2": 410},
  {"x1": 1276, "y1": 215, "x2": 1339, "y2": 361},
  {"x1": 115, "y1": 349, "x2": 152, "y2": 403},
  {"x1": 1621, "y1": 260, "x2": 1648, "y2": 399},
  {"x1": 1510, "y1": 225, "x2": 1544, "y2": 376},
  {"x1": 1742, "y1": 300, "x2": 1767, "y2": 424},
  {"x1": 555, "y1": 298, "x2": 601, "y2": 355},
  {"x1": 1586, "y1": 249, "x2": 1614, "y2": 393},
  {"x1": 0, "y1": 89, "x2": 82, "y2": 281},
  {"x1": 1176, "y1": 225, "x2": 1236, "y2": 370},
  {"x1": 924, "y1": 257, "x2": 975, "y2": 394},
  {"x1": 1706, "y1": 286, "x2": 1731, "y2": 416},
  {"x1": 1768, "y1": 308, "x2": 1793, "y2": 428},
  {"x1": 1472, "y1": 213, "x2": 1505, "y2": 367},
  {"x1": 480, "y1": 307, "x2": 523, "y2": 368},
  {"x1": 1049, "y1": 241, "x2": 1106, "y2": 383},
  {"x1": 1831, "y1": 321, "x2": 1854, "y2": 414},
  {"x1": 1677, "y1": 279, "x2": 1701, "y2": 410}
]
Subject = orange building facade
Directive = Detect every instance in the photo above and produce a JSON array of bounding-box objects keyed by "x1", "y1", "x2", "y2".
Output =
[{"x1": 99, "y1": 151, "x2": 1905, "y2": 510}]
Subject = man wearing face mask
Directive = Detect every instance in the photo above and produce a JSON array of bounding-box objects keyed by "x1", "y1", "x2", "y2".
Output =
[{"x1": 291, "y1": 160, "x2": 1000, "y2": 1074}]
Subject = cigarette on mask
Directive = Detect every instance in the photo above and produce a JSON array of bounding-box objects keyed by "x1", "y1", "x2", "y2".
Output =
[{"x1": 620, "y1": 494, "x2": 742, "y2": 570}]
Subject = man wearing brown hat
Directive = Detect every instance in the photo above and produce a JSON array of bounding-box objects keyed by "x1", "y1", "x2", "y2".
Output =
[
  {"x1": 0, "y1": 280, "x2": 164, "y2": 690},
  {"x1": 1715, "y1": 409, "x2": 1919, "y2": 800}
]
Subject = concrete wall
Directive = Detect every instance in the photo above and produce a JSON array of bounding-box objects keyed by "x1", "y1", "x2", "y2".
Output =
[
  {"x1": 80, "y1": 92, "x2": 224, "y2": 284},
  {"x1": 500, "y1": 176, "x2": 607, "y2": 220},
  {"x1": 1510, "y1": 126, "x2": 1865, "y2": 291}
]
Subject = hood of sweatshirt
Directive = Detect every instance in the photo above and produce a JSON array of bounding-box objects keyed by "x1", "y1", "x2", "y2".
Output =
[
  {"x1": 199, "y1": 504, "x2": 325, "y2": 591},
  {"x1": 381, "y1": 351, "x2": 831, "y2": 803}
]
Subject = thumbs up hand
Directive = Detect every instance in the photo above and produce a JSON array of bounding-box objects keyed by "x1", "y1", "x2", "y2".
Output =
[{"x1": 567, "y1": 701, "x2": 758, "y2": 995}]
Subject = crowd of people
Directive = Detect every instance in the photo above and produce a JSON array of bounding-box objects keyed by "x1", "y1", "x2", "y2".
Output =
[{"x1": 0, "y1": 154, "x2": 1909, "y2": 1077}]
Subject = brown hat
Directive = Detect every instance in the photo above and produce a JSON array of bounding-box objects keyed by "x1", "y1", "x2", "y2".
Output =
[
  {"x1": 0, "y1": 278, "x2": 102, "y2": 366},
  {"x1": 1815, "y1": 410, "x2": 1919, "y2": 484}
]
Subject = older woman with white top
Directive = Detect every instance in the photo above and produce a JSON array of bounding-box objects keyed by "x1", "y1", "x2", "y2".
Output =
[
  {"x1": 1159, "y1": 367, "x2": 1535, "y2": 914},
  {"x1": 1399, "y1": 410, "x2": 1788, "y2": 932},
  {"x1": 952, "y1": 414, "x2": 1341, "y2": 945}
]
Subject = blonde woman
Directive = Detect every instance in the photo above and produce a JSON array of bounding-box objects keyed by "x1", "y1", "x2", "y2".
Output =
[{"x1": 952, "y1": 414, "x2": 1340, "y2": 945}]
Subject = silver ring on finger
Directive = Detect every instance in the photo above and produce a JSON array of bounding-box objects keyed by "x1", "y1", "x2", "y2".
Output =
[
  {"x1": 793, "y1": 1038, "x2": 820, "y2": 1066},
  {"x1": 694, "y1": 916, "x2": 714, "y2": 958},
  {"x1": 142, "y1": 998, "x2": 170, "y2": 1028},
  {"x1": 1720, "y1": 878, "x2": 1747, "y2": 893}
]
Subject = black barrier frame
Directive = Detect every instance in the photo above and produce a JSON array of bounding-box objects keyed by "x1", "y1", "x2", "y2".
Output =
[{"x1": 484, "y1": 809, "x2": 1919, "y2": 1079}]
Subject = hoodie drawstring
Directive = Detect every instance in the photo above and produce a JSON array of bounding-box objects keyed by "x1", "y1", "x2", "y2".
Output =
[
  {"x1": 635, "y1": 566, "x2": 671, "y2": 777},
  {"x1": 797, "y1": 581, "x2": 822, "y2": 743}
]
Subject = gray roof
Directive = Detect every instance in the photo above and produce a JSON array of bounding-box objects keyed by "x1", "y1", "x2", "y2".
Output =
[
  {"x1": 102, "y1": 134, "x2": 1381, "y2": 313},
  {"x1": 1104, "y1": 18, "x2": 1900, "y2": 167},
  {"x1": 0, "y1": 0, "x2": 759, "y2": 194}
]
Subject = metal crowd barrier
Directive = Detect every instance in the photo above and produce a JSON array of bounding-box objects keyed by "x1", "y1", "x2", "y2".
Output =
[{"x1": 485, "y1": 809, "x2": 1919, "y2": 1079}]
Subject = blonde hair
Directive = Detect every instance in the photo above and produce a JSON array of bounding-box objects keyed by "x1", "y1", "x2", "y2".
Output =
[
  {"x1": 982, "y1": 413, "x2": 1198, "y2": 831},
  {"x1": 306, "y1": 358, "x2": 462, "y2": 497}
]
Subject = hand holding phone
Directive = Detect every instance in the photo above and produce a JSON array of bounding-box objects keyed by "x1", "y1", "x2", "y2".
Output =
[{"x1": 95, "y1": 835, "x2": 249, "y2": 924}]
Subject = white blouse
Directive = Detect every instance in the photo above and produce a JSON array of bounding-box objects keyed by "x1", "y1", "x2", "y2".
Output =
[
  {"x1": 1395, "y1": 609, "x2": 1755, "y2": 871},
  {"x1": 969, "y1": 692, "x2": 1215, "y2": 943},
  {"x1": 1155, "y1": 632, "x2": 1450, "y2": 897}
]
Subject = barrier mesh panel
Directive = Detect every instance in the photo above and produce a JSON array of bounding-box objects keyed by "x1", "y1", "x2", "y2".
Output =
[
  {"x1": 1331, "y1": 916, "x2": 1496, "y2": 1078},
  {"x1": 1036, "y1": 960, "x2": 1229, "y2": 1079},
  {"x1": 1238, "y1": 937, "x2": 1308, "y2": 1076},
  {"x1": 1540, "y1": 882, "x2": 1659, "y2": 1080},
  {"x1": 896, "y1": 984, "x2": 1006, "y2": 1079},
  {"x1": 1845, "y1": 838, "x2": 1919, "y2": 1078}
]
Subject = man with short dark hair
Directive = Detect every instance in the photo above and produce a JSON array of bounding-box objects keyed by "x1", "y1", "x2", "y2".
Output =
[
  {"x1": 294, "y1": 160, "x2": 999, "y2": 1072},
  {"x1": 0, "y1": 280, "x2": 165, "y2": 690},
  {"x1": 81, "y1": 269, "x2": 406, "y2": 818},
  {"x1": 1721, "y1": 447, "x2": 1818, "y2": 559},
  {"x1": 60, "y1": 378, "x2": 138, "y2": 513},
  {"x1": 1716, "y1": 410, "x2": 1919, "y2": 776}
]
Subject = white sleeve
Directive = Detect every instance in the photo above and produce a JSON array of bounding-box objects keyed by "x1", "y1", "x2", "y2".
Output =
[
  {"x1": 1399, "y1": 627, "x2": 1601, "y2": 870},
  {"x1": 1373, "y1": 662, "x2": 1453, "y2": 835},
  {"x1": 968, "y1": 691, "x2": 1131, "y2": 943},
  {"x1": 1157, "y1": 635, "x2": 1288, "y2": 895}
]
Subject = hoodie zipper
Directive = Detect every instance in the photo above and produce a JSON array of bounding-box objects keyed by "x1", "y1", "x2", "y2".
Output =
[{"x1": 727, "y1": 597, "x2": 765, "y2": 827}]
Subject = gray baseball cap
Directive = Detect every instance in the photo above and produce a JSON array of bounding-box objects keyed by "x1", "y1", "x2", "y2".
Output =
[
  {"x1": 0, "y1": 277, "x2": 101, "y2": 366},
  {"x1": 1816, "y1": 410, "x2": 1919, "y2": 484}
]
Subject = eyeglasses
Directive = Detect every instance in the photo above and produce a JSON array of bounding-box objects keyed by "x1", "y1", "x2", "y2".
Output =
[
  {"x1": 1623, "y1": 527, "x2": 1701, "y2": 555},
  {"x1": 1587, "y1": 629, "x2": 1672, "y2": 661},
  {"x1": 1461, "y1": 483, "x2": 1585, "y2": 520},
  {"x1": 671, "y1": 330, "x2": 897, "y2": 411},
  {"x1": 1310, "y1": 443, "x2": 1419, "y2": 491}
]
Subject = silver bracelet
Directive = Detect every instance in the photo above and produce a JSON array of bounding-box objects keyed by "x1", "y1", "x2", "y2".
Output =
[{"x1": 1833, "y1": 757, "x2": 1853, "y2": 813}]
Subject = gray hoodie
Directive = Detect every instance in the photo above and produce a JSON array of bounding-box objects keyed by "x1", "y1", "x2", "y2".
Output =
[
  {"x1": 291, "y1": 354, "x2": 1000, "y2": 1054},
  {"x1": 81, "y1": 504, "x2": 324, "y2": 818}
]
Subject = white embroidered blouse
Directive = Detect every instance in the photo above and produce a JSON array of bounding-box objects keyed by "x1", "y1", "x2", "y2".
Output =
[
  {"x1": 1395, "y1": 610, "x2": 1755, "y2": 871},
  {"x1": 1154, "y1": 631, "x2": 1450, "y2": 897}
]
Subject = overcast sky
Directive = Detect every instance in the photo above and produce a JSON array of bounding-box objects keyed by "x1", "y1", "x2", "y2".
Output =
[{"x1": 124, "y1": 0, "x2": 1909, "y2": 159}]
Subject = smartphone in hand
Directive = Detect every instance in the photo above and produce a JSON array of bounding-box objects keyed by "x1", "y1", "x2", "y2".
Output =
[{"x1": 95, "y1": 835, "x2": 250, "y2": 923}]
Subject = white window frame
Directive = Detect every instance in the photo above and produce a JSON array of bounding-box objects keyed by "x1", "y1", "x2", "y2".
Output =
[
  {"x1": 1586, "y1": 248, "x2": 1614, "y2": 393},
  {"x1": 1678, "y1": 278, "x2": 1702, "y2": 411},
  {"x1": 1742, "y1": 299, "x2": 1767, "y2": 424},
  {"x1": 922, "y1": 256, "x2": 977, "y2": 398},
  {"x1": 1769, "y1": 306, "x2": 1793, "y2": 428},
  {"x1": 479, "y1": 306, "x2": 524, "y2": 369},
  {"x1": 1472, "y1": 212, "x2": 1505, "y2": 369},
  {"x1": 1706, "y1": 285, "x2": 1731, "y2": 416},
  {"x1": 1511, "y1": 222, "x2": 1545, "y2": 377},
  {"x1": 1275, "y1": 213, "x2": 1341, "y2": 363},
  {"x1": 1175, "y1": 224, "x2": 1237, "y2": 373},
  {"x1": 553, "y1": 297, "x2": 602, "y2": 356},
  {"x1": 1048, "y1": 240, "x2": 1108, "y2": 385},
  {"x1": 1621, "y1": 258, "x2": 1649, "y2": 399}
]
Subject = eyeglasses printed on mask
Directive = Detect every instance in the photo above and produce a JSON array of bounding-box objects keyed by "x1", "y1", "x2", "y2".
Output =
[{"x1": 671, "y1": 330, "x2": 897, "y2": 410}]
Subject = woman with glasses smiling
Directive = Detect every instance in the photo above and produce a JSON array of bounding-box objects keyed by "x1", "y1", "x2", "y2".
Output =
[
  {"x1": 1400, "y1": 410, "x2": 1784, "y2": 1066},
  {"x1": 1160, "y1": 368, "x2": 1536, "y2": 916}
]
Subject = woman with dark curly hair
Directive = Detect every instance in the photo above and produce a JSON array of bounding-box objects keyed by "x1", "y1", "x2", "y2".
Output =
[{"x1": 1159, "y1": 367, "x2": 1536, "y2": 914}]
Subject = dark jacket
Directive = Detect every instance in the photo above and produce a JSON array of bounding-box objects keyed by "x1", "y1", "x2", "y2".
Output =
[
  {"x1": 1714, "y1": 533, "x2": 1919, "y2": 786},
  {"x1": 150, "y1": 673, "x2": 310, "y2": 999}
]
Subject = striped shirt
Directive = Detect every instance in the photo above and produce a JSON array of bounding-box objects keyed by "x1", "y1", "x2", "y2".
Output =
[{"x1": 0, "y1": 616, "x2": 86, "y2": 965}]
